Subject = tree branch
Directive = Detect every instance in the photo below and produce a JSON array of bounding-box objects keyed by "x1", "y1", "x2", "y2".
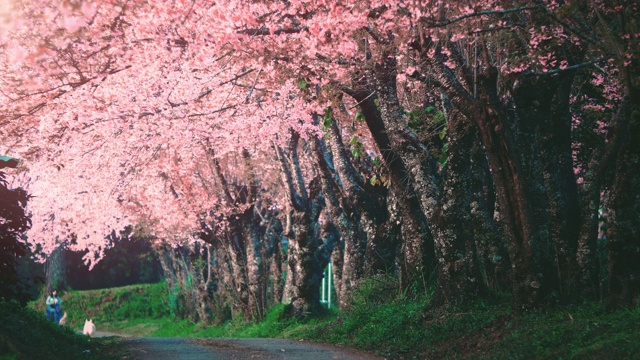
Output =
[
  {"x1": 273, "y1": 142, "x2": 306, "y2": 212},
  {"x1": 219, "y1": 68, "x2": 255, "y2": 86},
  {"x1": 422, "y1": 6, "x2": 539, "y2": 28},
  {"x1": 523, "y1": 57, "x2": 609, "y2": 77}
]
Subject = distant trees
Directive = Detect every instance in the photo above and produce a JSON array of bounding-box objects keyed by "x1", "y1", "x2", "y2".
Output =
[{"x1": 65, "y1": 230, "x2": 164, "y2": 291}]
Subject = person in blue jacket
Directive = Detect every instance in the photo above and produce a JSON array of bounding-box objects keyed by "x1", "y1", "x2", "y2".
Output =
[{"x1": 45, "y1": 289, "x2": 62, "y2": 323}]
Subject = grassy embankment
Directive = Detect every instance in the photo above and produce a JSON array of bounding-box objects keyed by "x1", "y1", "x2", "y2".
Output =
[
  {"x1": 0, "y1": 283, "x2": 171, "y2": 359},
  {"x1": 4, "y1": 280, "x2": 640, "y2": 359},
  {"x1": 0, "y1": 301, "x2": 121, "y2": 360}
]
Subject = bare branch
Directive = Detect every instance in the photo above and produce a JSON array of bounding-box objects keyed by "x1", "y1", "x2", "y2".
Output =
[
  {"x1": 219, "y1": 68, "x2": 255, "y2": 86},
  {"x1": 364, "y1": 25, "x2": 387, "y2": 44},
  {"x1": 245, "y1": 68, "x2": 263, "y2": 103},
  {"x1": 274, "y1": 26, "x2": 308, "y2": 35},
  {"x1": 537, "y1": 2, "x2": 600, "y2": 46},
  {"x1": 347, "y1": 90, "x2": 377, "y2": 110},
  {"x1": 423, "y1": 6, "x2": 539, "y2": 28},
  {"x1": 188, "y1": 104, "x2": 236, "y2": 117},
  {"x1": 524, "y1": 57, "x2": 609, "y2": 77}
]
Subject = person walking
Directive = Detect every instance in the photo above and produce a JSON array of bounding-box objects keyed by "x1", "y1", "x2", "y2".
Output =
[{"x1": 45, "y1": 289, "x2": 63, "y2": 324}]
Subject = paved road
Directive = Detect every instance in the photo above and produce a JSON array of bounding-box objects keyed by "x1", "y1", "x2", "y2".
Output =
[{"x1": 118, "y1": 337, "x2": 386, "y2": 360}]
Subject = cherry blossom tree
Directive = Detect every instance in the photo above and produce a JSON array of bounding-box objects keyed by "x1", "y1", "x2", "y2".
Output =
[{"x1": 2, "y1": 0, "x2": 638, "y2": 316}]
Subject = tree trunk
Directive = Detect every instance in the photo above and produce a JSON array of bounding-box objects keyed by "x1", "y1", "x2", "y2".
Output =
[
  {"x1": 226, "y1": 228, "x2": 251, "y2": 318},
  {"x1": 432, "y1": 114, "x2": 484, "y2": 305},
  {"x1": 540, "y1": 74, "x2": 581, "y2": 302},
  {"x1": 312, "y1": 130, "x2": 365, "y2": 308},
  {"x1": 46, "y1": 243, "x2": 67, "y2": 294},
  {"x1": 469, "y1": 135, "x2": 510, "y2": 291},
  {"x1": 607, "y1": 94, "x2": 640, "y2": 308},
  {"x1": 264, "y1": 218, "x2": 285, "y2": 307},
  {"x1": 211, "y1": 247, "x2": 235, "y2": 324},
  {"x1": 275, "y1": 133, "x2": 333, "y2": 318},
  {"x1": 449, "y1": 74, "x2": 573, "y2": 311},
  {"x1": 374, "y1": 51, "x2": 438, "y2": 282},
  {"x1": 324, "y1": 109, "x2": 394, "y2": 277},
  {"x1": 473, "y1": 105, "x2": 542, "y2": 311},
  {"x1": 340, "y1": 83, "x2": 433, "y2": 290},
  {"x1": 243, "y1": 216, "x2": 266, "y2": 320},
  {"x1": 156, "y1": 243, "x2": 215, "y2": 322},
  {"x1": 576, "y1": 157, "x2": 602, "y2": 300},
  {"x1": 285, "y1": 212, "x2": 325, "y2": 318},
  {"x1": 194, "y1": 244, "x2": 215, "y2": 324},
  {"x1": 414, "y1": 26, "x2": 585, "y2": 311},
  {"x1": 330, "y1": 230, "x2": 345, "y2": 305}
]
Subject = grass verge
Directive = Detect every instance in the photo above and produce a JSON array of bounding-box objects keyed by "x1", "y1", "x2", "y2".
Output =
[
  {"x1": 27, "y1": 279, "x2": 640, "y2": 359},
  {"x1": 30, "y1": 282, "x2": 170, "y2": 335},
  {"x1": 0, "y1": 301, "x2": 123, "y2": 359}
]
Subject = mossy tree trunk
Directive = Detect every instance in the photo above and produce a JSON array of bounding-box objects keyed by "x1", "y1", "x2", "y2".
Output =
[
  {"x1": 275, "y1": 132, "x2": 336, "y2": 318},
  {"x1": 607, "y1": 92, "x2": 640, "y2": 308},
  {"x1": 46, "y1": 243, "x2": 67, "y2": 294},
  {"x1": 432, "y1": 113, "x2": 484, "y2": 305}
]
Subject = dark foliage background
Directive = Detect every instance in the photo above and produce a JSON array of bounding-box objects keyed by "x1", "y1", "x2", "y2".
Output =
[
  {"x1": 0, "y1": 170, "x2": 37, "y2": 306},
  {"x1": 65, "y1": 233, "x2": 164, "y2": 290}
]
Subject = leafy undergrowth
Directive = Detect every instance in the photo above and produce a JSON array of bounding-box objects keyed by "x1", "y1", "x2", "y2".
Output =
[
  {"x1": 46, "y1": 280, "x2": 640, "y2": 359},
  {"x1": 295, "y1": 277, "x2": 640, "y2": 360},
  {"x1": 0, "y1": 301, "x2": 122, "y2": 360},
  {"x1": 199, "y1": 277, "x2": 639, "y2": 360},
  {"x1": 30, "y1": 282, "x2": 171, "y2": 334}
]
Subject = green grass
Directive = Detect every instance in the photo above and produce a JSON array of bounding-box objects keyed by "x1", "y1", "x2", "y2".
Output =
[
  {"x1": 24, "y1": 279, "x2": 640, "y2": 359},
  {"x1": 487, "y1": 304, "x2": 640, "y2": 360},
  {"x1": 190, "y1": 303, "x2": 301, "y2": 338},
  {"x1": 30, "y1": 282, "x2": 171, "y2": 334},
  {"x1": 0, "y1": 301, "x2": 122, "y2": 359}
]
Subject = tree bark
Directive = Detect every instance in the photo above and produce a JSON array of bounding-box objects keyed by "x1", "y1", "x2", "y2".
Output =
[
  {"x1": 286, "y1": 211, "x2": 325, "y2": 318},
  {"x1": 339, "y1": 81, "x2": 433, "y2": 290},
  {"x1": 423, "y1": 51, "x2": 577, "y2": 311},
  {"x1": 606, "y1": 93, "x2": 640, "y2": 308},
  {"x1": 469, "y1": 135, "x2": 509, "y2": 291},
  {"x1": 374, "y1": 50, "x2": 438, "y2": 282},
  {"x1": 156, "y1": 242, "x2": 215, "y2": 323},
  {"x1": 46, "y1": 243, "x2": 67, "y2": 294},
  {"x1": 311, "y1": 127, "x2": 365, "y2": 308},
  {"x1": 243, "y1": 216, "x2": 266, "y2": 320},
  {"x1": 264, "y1": 218, "x2": 285, "y2": 307},
  {"x1": 544, "y1": 74, "x2": 581, "y2": 301},
  {"x1": 576, "y1": 156, "x2": 602, "y2": 300},
  {"x1": 432, "y1": 114, "x2": 484, "y2": 305},
  {"x1": 275, "y1": 133, "x2": 334, "y2": 318},
  {"x1": 324, "y1": 106, "x2": 394, "y2": 276}
]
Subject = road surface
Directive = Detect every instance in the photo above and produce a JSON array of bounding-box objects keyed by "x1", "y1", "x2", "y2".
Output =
[{"x1": 116, "y1": 337, "x2": 386, "y2": 360}]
